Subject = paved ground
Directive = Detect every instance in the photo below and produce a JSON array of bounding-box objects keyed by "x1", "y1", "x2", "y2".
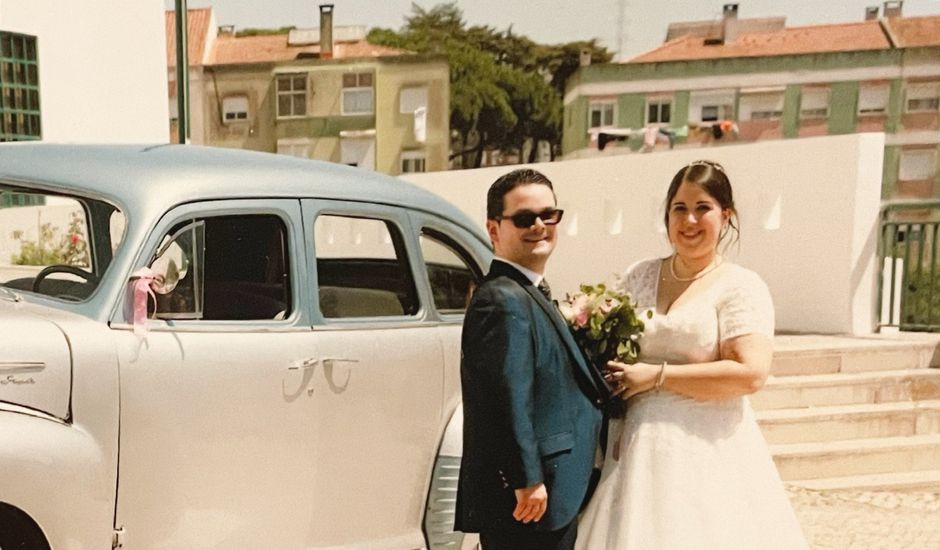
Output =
[{"x1": 788, "y1": 485, "x2": 940, "y2": 549}]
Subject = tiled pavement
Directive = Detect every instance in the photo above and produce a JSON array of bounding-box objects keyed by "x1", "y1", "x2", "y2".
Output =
[{"x1": 789, "y1": 485, "x2": 940, "y2": 549}]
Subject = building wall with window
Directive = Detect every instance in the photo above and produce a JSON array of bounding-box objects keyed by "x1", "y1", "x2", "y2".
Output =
[
  {"x1": 374, "y1": 61, "x2": 450, "y2": 174},
  {"x1": 2, "y1": 0, "x2": 168, "y2": 143},
  {"x1": 562, "y1": 13, "x2": 940, "y2": 200}
]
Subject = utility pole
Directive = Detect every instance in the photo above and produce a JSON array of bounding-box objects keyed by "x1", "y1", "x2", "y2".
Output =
[{"x1": 174, "y1": 0, "x2": 190, "y2": 144}]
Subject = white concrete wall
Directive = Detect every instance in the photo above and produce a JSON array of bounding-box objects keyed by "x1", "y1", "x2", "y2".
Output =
[
  {"x1": 403, "y1": 133, "x2": 886, "y2": 335},
  {"x1": 0, "y1": 0, "x2": 168, "y2": 142}
]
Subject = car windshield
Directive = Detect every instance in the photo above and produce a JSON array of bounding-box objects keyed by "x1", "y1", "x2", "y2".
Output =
[{"x1": 0, "y1": 185, "x2": 125, "y2": 302}]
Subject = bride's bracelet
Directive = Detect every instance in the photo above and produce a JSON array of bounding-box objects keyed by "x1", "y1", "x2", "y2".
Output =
[{"x1": 655, "y1": 361, "x2": 667, "y2": 390}]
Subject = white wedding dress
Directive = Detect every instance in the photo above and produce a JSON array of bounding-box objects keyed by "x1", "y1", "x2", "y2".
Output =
[{"x1": 575, "y1": 258, "x2": 808, "y2": 550}]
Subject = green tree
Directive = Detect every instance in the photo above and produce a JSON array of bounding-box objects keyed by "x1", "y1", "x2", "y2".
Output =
[{"x1": 369, "y1": 2, "x2": 612, "y2": 167}]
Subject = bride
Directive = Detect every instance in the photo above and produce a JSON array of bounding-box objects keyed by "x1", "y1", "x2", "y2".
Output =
[{"x1": 575, "y1": 160, "x2": 808, "y2": 549}]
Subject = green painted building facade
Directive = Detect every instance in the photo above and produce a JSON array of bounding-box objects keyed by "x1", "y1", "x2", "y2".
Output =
[{"x1": 563, "y1": 44, "x2": 940, "y2": 199}]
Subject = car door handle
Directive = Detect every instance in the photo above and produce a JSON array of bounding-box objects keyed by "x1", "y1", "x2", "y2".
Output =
[
  {"x1": 287, "y1": 358, "x2": 320, "y2": 371},
  {"x1": 320, "y1": 357, "x2": 359, "y2": 369}
]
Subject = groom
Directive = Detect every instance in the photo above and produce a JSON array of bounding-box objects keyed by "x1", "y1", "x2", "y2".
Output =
[{"x1": 455, "y1": 169, "x2": 609, "y2": 550}]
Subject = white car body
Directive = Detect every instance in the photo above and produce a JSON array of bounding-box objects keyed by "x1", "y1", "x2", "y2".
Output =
[{"x1": 0, "y1": 144, "x2": 487, "y2": 549}]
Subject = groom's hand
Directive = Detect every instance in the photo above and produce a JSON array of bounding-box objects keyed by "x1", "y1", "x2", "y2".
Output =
[{"x1": 513, "y1": 483, "x2": 548, "y2": 523}]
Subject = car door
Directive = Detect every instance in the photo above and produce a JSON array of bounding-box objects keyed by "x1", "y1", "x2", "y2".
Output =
[
  {"x1": 111, "y1": 199, "x2": 320, "y2": 549},
  {"x1": 410, "y1": 214, "x2": 489, "y2": 421},
  {"x1": 299, "y1": 199, "x2": 444, "y2": 549}
]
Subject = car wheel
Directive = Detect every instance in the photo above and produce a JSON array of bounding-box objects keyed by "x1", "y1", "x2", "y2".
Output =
[{"x1": 0, "y1": 503, "x2": 50, "y2": 550}]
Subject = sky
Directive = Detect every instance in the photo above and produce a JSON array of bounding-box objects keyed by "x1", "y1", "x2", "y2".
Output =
[{"x1": 169, "y1": 0, "x2": 940, "y2": 60}]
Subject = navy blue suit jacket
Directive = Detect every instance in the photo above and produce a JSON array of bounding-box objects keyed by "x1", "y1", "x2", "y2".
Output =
[{"x1": 455, "y1": 260, "x2": 609, "y2": 533}]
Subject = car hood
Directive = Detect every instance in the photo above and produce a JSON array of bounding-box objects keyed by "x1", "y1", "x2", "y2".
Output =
[{"x1": 0, "y1": 299, "x2": 72, "y2": 420}]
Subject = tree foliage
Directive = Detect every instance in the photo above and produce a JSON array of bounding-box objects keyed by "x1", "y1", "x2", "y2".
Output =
[{"x1": 368, "y1": 3, "x2": 612, "y2": 167}]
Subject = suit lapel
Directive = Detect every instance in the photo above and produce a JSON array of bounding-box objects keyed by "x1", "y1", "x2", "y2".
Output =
[{"x1": 487, "y1": 261, "x2": 606, "y2": 399}]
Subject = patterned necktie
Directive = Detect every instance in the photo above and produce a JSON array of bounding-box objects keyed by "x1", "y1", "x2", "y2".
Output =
[{"x1": 537, "y1": 279, "x2": 552, "y2": 301}]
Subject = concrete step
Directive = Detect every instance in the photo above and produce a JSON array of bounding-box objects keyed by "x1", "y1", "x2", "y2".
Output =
[
  {"x1": 770, "y1": 337, "x2": 938, "y2": 377},
  {"x1": 757, "y1": 400, "x2": 940, "y2": 444},
  {"x1": 788, "y1": 469, "x2": 940, "y2": 493},
  {"x1": 751, "y1": 368, "x2": 940, "y2": 411},
  {"x1": 771, "y1": 434, "x2": 940, "y2": 481}
]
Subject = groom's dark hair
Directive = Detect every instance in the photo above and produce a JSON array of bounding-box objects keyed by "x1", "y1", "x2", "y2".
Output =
[{"x1": 486, "y1": 168, "x2": 555, "y2": 219}]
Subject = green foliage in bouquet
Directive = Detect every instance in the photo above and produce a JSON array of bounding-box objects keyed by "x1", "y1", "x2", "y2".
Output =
[{"x1": 558, "y1": 283, "x2": 651, "y2": 370}]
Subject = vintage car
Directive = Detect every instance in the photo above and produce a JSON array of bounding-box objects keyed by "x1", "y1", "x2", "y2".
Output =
[{"x1": 0, "y1": 144, "x2": 489, "y2": 549}]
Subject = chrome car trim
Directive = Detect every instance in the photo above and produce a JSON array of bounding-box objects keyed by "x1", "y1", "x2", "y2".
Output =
[{"x1": 0, "y1": 362, "x2": 45, "y2": 374}]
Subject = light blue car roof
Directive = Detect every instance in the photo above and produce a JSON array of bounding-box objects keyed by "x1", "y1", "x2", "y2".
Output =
[{"x1": 0, "y1": 143, "x2": 483, "y2": 239}]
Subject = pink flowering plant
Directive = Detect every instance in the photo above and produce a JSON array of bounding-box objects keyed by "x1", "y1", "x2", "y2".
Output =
[{"x1": 558, "y1": 282, "x2": 649, "y2": 370}]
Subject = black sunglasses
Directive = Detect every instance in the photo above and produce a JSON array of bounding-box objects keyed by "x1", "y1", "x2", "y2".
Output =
[{"x1": 495, "y1": 208, "x2": 564, "y2": 228}]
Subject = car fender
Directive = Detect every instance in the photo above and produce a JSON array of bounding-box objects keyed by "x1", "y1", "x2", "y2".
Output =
[{"x1": 0, "y1": 407, "x2": 114, "y2": 548}]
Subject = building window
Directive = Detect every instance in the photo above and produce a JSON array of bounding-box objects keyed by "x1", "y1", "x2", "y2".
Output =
[
  {"x1": 342, "y1": 72, "x2": 374, "y2": 115},
  {"x1": 858, "y1": 84, "x2": 889, "y2": 115},
  {"x1": 276, "y1": 138, "x2": 312, "y2": 159},
  {"x1": 276, "y1": 73, "x2": 307, "y2": 118},
  {"x1": 401, "y1": 151, "x2": 426, "y2": 173},
  {"x1": 906, "y1": 83, "x2": 940, "y2": 113},
  {"x1": 222, "y1": 95, "x2": 249, "y2": 122},
  {"x1": 700, "y1": 104, "x2": 733, "y2": 122},
  {"x1": 340, "y1": 136, "x2": 375, "y2": 169},
  {"x1": 646, "y1": 99, "x2": 671, "y2": 124},
  {"x1": 588, "y1": 100, "x2": 616, "y2": 128},
  {"x1": 740, "y1": 90, "x2": 784, "y2": 121},
  {"x1": 690, "y1": 90, "x2": 735, "y2": 123},
  {"x1": 0, "y1": 31, "x2": 40, "y2": 142},
  {"x1": 800, "y1": 88, "x2": 830, "y2": 119},
  {"x1": 400, "y1": 87, "x2": 428, "y2": 114},
  {"x1": 899, "y1": 150, "x2": 937, "y2": 181}
]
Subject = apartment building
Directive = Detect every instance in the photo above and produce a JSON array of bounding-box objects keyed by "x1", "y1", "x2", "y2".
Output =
[
  {"x1": 563, "y1": 2, "x2": 940, "y2": 199},
  {"x1": 167, "y1": 5, "x2": 449, "y2": 175}
]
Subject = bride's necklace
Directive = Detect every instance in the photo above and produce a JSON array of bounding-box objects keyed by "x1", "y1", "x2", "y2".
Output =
[{"x1": 669, "y1": 254, "x2": 722, "y2": 282}]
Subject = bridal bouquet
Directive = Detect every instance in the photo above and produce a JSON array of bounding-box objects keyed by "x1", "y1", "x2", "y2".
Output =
[{"x1": 558, "y1": 282, "x2": 649, "y2": 371}]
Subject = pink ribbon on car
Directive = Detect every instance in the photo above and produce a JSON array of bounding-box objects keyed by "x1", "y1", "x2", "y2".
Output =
[{"x1": 130, "y1": 267, "x2": 158, "y2": 337}]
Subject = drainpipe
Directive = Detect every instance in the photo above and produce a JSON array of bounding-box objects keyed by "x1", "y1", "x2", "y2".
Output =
[{"x1": 175, "y1": 0, "x2": 190, "y2": 144}]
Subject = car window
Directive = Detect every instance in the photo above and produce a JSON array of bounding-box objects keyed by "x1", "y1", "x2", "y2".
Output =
[
  {"x1": 314, "y1": 214, "x2": 418, "y2": 318},
  {"x1": 150, "y1": 214, "x2": 292, "y2": 321},
  {"x1": 0, "y1": 186, "x2": 121, "y2": 302},
  {"x1": 419, "y1": 230, "x2": 478, "y2": 315}
]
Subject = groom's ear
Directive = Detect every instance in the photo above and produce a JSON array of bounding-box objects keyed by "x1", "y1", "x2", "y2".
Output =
[{"x1": 486, "y1": 219, "x2": 499, "y2": 245}]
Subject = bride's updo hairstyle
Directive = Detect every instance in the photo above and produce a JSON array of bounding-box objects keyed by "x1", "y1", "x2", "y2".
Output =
[{"x1": 664, "y1": 160, "x2": 740, "y2": 251}]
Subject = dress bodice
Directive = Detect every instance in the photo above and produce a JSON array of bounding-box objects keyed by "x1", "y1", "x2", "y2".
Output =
[{"x1": 616, "y1": 257, "x2": 774, "y2": 366}]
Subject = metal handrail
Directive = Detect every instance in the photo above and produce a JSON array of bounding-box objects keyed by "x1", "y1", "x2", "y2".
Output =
[{"x1": 879, "y1": 201, "x2": 940, "y2": 332}]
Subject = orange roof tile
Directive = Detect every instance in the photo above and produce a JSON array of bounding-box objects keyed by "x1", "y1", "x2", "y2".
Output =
[
  {"x1": 166, "y1": 8, "x2": 213, "y2": 67},
  {"x1": 208, "y1": 34, "x2": 410, "y2": 65},
  {"x1": 630, "y1": 20, "x2": 891, "y2": 63},
  {"x1": 885, "y1": 15, "x2": 940, "y2": 48}
]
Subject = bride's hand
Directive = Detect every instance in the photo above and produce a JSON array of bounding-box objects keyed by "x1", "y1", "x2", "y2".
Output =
[{"x1": 605, "y1": 361, "x2": 659, "y2": 400}]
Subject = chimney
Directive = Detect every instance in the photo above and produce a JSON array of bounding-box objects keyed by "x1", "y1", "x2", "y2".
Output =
[
  {"x1": 579, "y1": 47, "x2": 592, "y2": 67},
  {"x1": 883, "y1": 0, "x2": 903, "y2": 18},
  {"x1": 319, "y1": 4, "x2": 334, "y2": 59},
  {"x1": 865, "y1": 6, "x2": 879, "y2": 20},
  {"x1": 722, "y1": 3, "x2": 740, "y2": 43}
]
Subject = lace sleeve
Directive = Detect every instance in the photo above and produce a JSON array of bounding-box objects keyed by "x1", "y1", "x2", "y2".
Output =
[
  {"x1": 717, "y1": 268, "x2": 775, "y2": 341},
  {"x1": 614, "y1": 258, "x2": 658, "y2": 305}
]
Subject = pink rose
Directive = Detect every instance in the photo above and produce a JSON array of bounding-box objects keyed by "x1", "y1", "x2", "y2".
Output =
[{"x1": 572, "y1": 295, "x2": 590, "y2": 328}]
